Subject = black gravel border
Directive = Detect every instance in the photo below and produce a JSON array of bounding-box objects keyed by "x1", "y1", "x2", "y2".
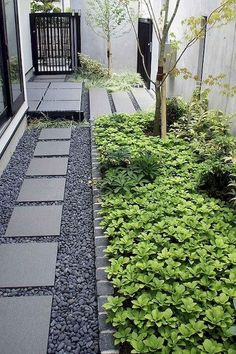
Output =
[
  {"x1": 90, "y1": 120, "x2": 119, "y2": 354},
  {"x1": 0, "y1": 126, "x2": 99, "y2": 354}
]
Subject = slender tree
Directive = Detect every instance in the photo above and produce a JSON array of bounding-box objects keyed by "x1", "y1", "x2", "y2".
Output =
[
  {"x1": 86, "y1": 0, "x2": 133, "y2": 75},
  {"x1": 122, "y1": 0, "x2": 236, "y2": 137}
]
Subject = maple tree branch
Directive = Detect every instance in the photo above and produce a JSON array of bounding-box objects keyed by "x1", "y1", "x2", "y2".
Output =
[{"x1": 166, "y1": 0, "x2": 181, "y2": 33}]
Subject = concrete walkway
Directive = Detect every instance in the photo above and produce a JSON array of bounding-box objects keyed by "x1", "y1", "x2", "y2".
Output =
[
  {"x1": 27, "y1": 76, "x2": 83, "y2": 120},
  {"x1": 0, "y1": 128, "x2": 70, "y2": 353},
  {"x1": 89, "y1": 87, "x2": 155, "y2": 120},
  {"x1": 0, "y1": 127, "x2": 99, "y2": 354}
]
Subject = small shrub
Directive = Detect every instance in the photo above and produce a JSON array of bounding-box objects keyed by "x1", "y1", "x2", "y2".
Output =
[
  {"x1": 228, "y1": 300, "x2": 236, "y2": 336},
  {"x1": 132, "y1": 152, "x2": 161, "y2": 182},
  {"x1": 166, "y1": 97, "x2": 188, "y2": 128},
  {"x1": 78, "y1": 53, "x2": 107, "y2": 77},
  {"x1": 228, "y1": 174, "x2": 236, "y2": 205},
  {"x1": 197, "y1": 160, "x2": 234, "y2": 201},
  {"x1": 171, "y1": 89, "x2": 209, "y2": 139},
  {"x1": 100, "y1": 148, "x2": 131, "y2": 172},
  {"x1": 74, "y1": 54, "x2": 143, "y2": 91},
  {"x1": 99, "y1": 169, "x2": 148, "y2": 194}
]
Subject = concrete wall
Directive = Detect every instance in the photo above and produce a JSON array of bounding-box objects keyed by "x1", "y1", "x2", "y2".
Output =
[
  {"x1": 147, "y1": 0, "x2": 236, "y2": 115},
  {"x1": 70, "y1": 0, "x2": 138, "y2": 73}
]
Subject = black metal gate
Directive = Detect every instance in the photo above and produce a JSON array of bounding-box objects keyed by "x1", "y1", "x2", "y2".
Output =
[{"x1": 30, "y1": 12, "x2": 81, "y2": 75}]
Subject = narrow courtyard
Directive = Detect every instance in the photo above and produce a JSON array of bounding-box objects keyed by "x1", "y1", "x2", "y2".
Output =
[{"x1": 0, "y1": 74, "x2": 152, "y2": 354}]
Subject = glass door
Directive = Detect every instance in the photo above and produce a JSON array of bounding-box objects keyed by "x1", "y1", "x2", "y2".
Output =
[
  {"x1": 3, "y1": 0, "x2": 24, "y2": 113},
  {"x1": 0, "y1": 0, "x2": 24, "y2": 128},
  {"x1": 0, "y1": 46, "x2": 7, "y2": 120}
]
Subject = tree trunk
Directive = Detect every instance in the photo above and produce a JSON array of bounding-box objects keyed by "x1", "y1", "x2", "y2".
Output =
[
  {"x1": 107, "y1": 37, "x2": 112, "y2": 76},
  {"x1": 153, "y1": 86, "x2": 161, "y2": 136},
  {"x1": 153, "y1": 0, "x2": 170, "y2": 136},
  {"x1": 161, "y1": 79, "x2": 167, "y2": 138}
]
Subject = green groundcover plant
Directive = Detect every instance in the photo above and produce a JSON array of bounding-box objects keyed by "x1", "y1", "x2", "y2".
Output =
[{"x1": 95, "y1": 107, "x2": 236, "y2": 353}]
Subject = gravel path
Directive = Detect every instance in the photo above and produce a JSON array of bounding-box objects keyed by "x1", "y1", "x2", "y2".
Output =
[{"x1": 0, "y1": 127, "x2": 99, "y2": 354}]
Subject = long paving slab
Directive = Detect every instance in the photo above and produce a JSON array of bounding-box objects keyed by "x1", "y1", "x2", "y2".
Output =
[
  {"x1": 89, "y1": 88, "x2": 112, "y2": 120},
  {"x1": 17, "y1": 178, "x2": 66, "y2": 202},
  {"x1": 0, "y1": 243, "x2": 58, "y2": 288},
  {"x1": 5, "y1": 205, "x2": 63, "y2": 237},
  {"x1": 112, "y1": 91, "x2": 136, "y2": 114},
  {"x1": 39, "y1": 127, "x2": 72, "y2": 140},
  {"x1": 26, "y1": 157, "x2": 69, "y2": 176},
  {"x1": 0, "y1": 296, "x2": 52, "y2": 354},
  {"x1": 34, "y1": 141, "x2": 70, "y2": 156},
  {"x1": 131, "y1": 87, "x2": 155, "y2": 111}
]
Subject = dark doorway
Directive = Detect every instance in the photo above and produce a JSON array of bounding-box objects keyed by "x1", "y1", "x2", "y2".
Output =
[
  {"x1": 137, "y1": 18, "x2": 153, "y2": 89},
  {"x1": 30, "y1": 13, "x2": 81, "y2": 75}
]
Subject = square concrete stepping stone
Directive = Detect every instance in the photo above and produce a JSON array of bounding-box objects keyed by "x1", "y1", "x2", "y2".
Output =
[
  {"x1": 27, "y1": 89, "x2": 46, "y2": 101},
  {"x1": 39, "y1": 127, "x2": 71, "y2": 140},
  {"x1": 26, "y1": 157, "x2": 68, "y2": 176},
  {"x1": 28, "y1": 101, "x2": 40, "y2": 111},
  {"x1": 34, "y1": 141, "x2": 70, "y2": 156},
  {"x1": 5, "y1": 205, "x2": 63, "y2": 237},
  {"x1": 50, "y1": 82, "x2": 82, "y2": 89},
  {"x1": 17, "y1": 178, "x2": 66, "y2": 202},
  {"x1": 44, "y1": 89, "x2": 81, "y2": 101},
  {"x1": 37, "y1": 100, "x2": 81, "y2": 112},
  {"x1": 0, "y1": 296, "x2": 52, "y2": 354},
  {"x1": 0, "y1": 243, "x2": 58, "y2": 287}
]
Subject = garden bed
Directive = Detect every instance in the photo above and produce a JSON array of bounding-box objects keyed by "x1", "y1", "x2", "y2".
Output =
[{"x1": 94, "y1": 109, "x2": 236, "y2": 353}]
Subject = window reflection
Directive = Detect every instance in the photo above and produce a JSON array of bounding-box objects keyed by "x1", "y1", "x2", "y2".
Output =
[
  {"x1": 4, "y1": 0, "x2": 22, "y2": 102},
  {"x1": 0, "y1": 70, "x2": 4, "y2": 114}
]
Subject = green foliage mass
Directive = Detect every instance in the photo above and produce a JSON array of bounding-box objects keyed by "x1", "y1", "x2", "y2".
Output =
[
  {"x1": 31, "y1": 0, "x2": 61, "y2": 13},
  {"x1": 95, "y1": 108, "x2": 236, "y2": 353}
]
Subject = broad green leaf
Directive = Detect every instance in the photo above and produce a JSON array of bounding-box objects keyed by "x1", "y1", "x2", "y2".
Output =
[{"x1": 144, "y1": 334, "x2": 164, "y2": 350}]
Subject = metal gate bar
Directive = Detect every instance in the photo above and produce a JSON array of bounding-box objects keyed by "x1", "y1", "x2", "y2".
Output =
[{"x1": 30, "y1": 12, "x2": 81, "y2": 75}]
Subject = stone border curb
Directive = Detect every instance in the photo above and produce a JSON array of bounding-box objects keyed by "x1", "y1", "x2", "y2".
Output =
[{"x1": 90, "y1": 120, "x2": 119, "y2": 354}]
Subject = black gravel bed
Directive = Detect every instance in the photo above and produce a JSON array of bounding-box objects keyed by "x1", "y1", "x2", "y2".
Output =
[
  {"x1": 82, "y1": 88, "x2": 90, "y2": 121},
  {"x1": 0, "y1": 127, "x2": 99, "y2": 354}
]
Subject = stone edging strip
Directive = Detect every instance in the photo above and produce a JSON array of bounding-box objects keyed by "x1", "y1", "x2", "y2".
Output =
[{"x1": 90, "y1": 120, "x2": 119, "y2": 354}]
